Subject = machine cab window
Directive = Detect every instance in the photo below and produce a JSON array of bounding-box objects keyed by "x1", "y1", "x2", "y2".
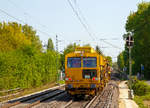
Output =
[
  {"x1": 83, "y1": 57, "x2": 97, "y2": 67},
  {"x1": 67, "y1": 57, "x2": 81, "y2": 68}
]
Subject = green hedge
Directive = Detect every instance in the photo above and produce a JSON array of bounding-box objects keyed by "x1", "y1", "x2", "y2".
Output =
[{"x1": 0, "y1": 46, "x2": 59, "y2": 90}]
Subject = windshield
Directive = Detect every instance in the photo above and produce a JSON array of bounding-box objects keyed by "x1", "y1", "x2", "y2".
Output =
[
  {"x1": 67, "y1": 57, "x2": 81, "y2": 68},
  {"x1": 83, "y1": 57, "x2": 97, "y2": 67}
]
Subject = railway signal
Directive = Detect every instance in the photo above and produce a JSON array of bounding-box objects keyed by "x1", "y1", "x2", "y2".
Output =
[
  {"x1": 126, "y1": 34, "x2": 134, "y2": 99},
  {"x1": 126, "y1": 35, "x2": 134, "y2": 47}
]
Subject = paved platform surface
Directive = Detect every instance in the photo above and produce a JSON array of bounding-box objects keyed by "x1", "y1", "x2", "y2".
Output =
[{"x1": 119, "y1": 81, "x2": 139, "y2": 108}]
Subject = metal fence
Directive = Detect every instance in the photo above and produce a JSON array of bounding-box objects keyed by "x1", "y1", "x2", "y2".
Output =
[{"x1": 0, "y1": 88, "x2": 22, "y2": 102}]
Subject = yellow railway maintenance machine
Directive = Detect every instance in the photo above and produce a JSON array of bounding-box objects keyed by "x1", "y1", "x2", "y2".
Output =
[{"x1": 65, "y1": 46, "x2": 109, "y2": 96}]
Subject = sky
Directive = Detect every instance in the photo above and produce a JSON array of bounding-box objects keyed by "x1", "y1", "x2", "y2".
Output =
[{"x1": 0, "y1": 0, "x2": 149, "y2": 62}]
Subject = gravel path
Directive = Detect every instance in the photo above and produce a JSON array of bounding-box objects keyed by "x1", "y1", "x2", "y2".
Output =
[{"x1": 119, "y1": 81, "x2": 139, "y2": 108}]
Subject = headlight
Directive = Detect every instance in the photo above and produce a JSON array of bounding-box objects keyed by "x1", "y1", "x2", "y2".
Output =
[
  {"x1": 65, "y1": 78, "x2": 72, "y2": 81},
  {"x1": 92, "y1": 77, "x2": 98, "y2": 81}
]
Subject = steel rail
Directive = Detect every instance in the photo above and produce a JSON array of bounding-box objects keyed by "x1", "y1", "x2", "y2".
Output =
[
  {"x1": 2, "y1": 86, "x2": 65, "y2": 108},
  {"x1": 24, "y1": 90, "x2": 65, "y2": 108},
  {"x1": 63, "y1": 100, "x2": 73, "y2": 108},
  {"x1": 84, "y1": 95, "x2": 98, "y2": 108}
]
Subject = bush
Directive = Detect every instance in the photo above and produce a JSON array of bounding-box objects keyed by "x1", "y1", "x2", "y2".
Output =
[
  {"x1": 132, "y1": 80, "x2": 150, "y2": 96},
  {"x1": 0, "y1": 22, "x2": 59, "y2": 91},
  {"x1": 134, "y1": 96, "x2": 148, "y2": 108},
  {"x1": 0, "y1": 48, "x2": 60, "y2": 90}
]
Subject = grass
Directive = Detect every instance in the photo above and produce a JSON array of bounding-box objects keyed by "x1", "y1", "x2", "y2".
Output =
[
  {"x1": 134, "y1": 95, "x2": 148, "y2": 108},
  {"x1": 57, "y1": 80, "x2": 65, "y2": 84},
  {"x1": 132, "y1": 79, "x2": 150, "y2": 108}
]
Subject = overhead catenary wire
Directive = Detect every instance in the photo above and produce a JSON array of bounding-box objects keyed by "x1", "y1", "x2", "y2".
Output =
[
  {"x1": 71, "y1": 1, "x2": 124, "y2": 50},
  {"x1": 6, "y1": 0, "x2": 50, "y2": 30},
  {"x1": 4, "y1": 0, "x2": 66, "y2": 40},
  {"x1": 68, "y1": 1, "x2": 123, "y2": 60},
  {"x1": 0, "y1": 8, "x2": 53, "y2": 37},
  {"x1": 67, "y1": 0, "x2": 95, "y2": 40},
  {"x1": 100, "y1": 39, "x2": 122, "y2": 50},
  {"x1": 73, "y1": 0, "x2": 90, "y2": 29},
  {"x1": 72, "y1": 0, "x2": 95, "y2": 36},
  {"x1": 0, "y1": 8, "x2": 26, "y2": 24},
  {"x1": 6, "y1": 0, "x2": 77, "y2": 44}
]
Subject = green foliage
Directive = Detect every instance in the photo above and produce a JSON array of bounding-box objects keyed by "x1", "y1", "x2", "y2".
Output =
[
  {"x1": 0, "y1": 22, "x2": 42, "y2": 52},
  {"x1": 57, "y1": 80, "x2": 65, "y2": 84},
  {"x1": 112, "y1": 62, "x2": 118, "y2": 70},
  {"x1": 0, "y1": 22, "x2": 59, "y2": 91},
  {"x1": 127, "y1": 2, "x2": 150, "y2": 79},
  {"x1": 47, "y1": 38, "x2": 54, "y2": 51},
  {"x1": 132, "y1": 80, "x2": 150, "y2": 96},
  {"x1": 119, "y1": 2, "x2": 150, "y2": 78},
  {"x1": 134, "y1": 96, "x2": 148, "y2": 108},
  {"x1": 106, "y1": 56, "x2": 112, "y2": 66},
  {"x1": 95, "y1": 45, "x2": 103, "y2": 55},
  {"x1": 63, "y1": 43, "x2": 77, "y2": 55},
  {"x1": 0, "y1": 22, "x2": 31, "y2": 52},
  {"x1": 22, "y1": 24, "x2": 42, "y2": 51},
  {"x1": 117, "y1": 51, "x2": 125, "y2": 71},
  {"x1": 0, "y1": 47, "x2": 59, "y2": 90},
  {"x1": 60, "y1": 43, "x2": 78, "y2": 70},
  {"x1": 142, "y1": 93, "x2": 150, "y2": 100},
  {"x1": 132, "y1": 80, "x2": 150, "y2": 108}
]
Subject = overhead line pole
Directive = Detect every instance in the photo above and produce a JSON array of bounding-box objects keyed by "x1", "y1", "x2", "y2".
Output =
[
  {"x1": 129, "y1": 46, "x2": 132, "y2": 92},
  {"x1": 56, "y1": 35, "x2": 59, "y2": 82}
]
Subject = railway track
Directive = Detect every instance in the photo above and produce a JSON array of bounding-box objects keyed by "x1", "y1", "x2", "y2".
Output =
[
  {"x1": 61, "y1": 81, "x2": 119, "y2": 108},
  {"x1": 1, "y1": 81, "x2": 119, "y2": 108},
  {"x1": 1, "y1": 86, "x2": 65, "y2": 108},
  {"x1": 63, "y1": 99, "x2": 91, "y2": 108},
  {"x1": 88, "y1": 81, "x2": 119, "y2": 108}
]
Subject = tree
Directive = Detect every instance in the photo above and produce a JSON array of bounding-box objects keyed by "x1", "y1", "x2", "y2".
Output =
[
  {"x1": 0, "y1": 22, "x2": 60, "y2": 90},
  {"x1": 0, "y1": 22, "x2": 43, "y2": 52},
  {"x1": 0, "y1": 22, "x2": 31, "y2": 52},
  {"x1": 47, "y1": 38, "x2": 54, "y2": 51},
  {"x1": 95, "y1": 45, "x2": 103, "y2": 55},
  {"x1": 63, "y1": 43, "x2": 78, "y2": 55},
  {"x1": 124, "y1": 2, "x2": 150, "y2": 79},
  {"x1": 117, "y1": 52, "x2": 125, "y2": 71},
  {"x1": 22, "y1": 24, "x2": 42, "y2": 51},
  {"x1": 60, "y1": 43, "x2": 78, "y2": 70},
  {"x1": 106, "y1": 56, "x2": 112, "y2": 66},
  {"x1": 112, "y1": 62, "x2": 118, "y2": 70}
]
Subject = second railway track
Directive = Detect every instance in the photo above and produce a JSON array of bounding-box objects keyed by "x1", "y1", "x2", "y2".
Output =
[{"x1": 1, "y1": 86, "x2": 65, "y2": 108}]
